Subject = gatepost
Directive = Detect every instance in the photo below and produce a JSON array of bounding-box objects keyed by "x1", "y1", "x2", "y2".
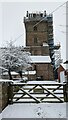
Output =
[{"x1": 8, "y1": 82, "x2": 13, "y2": 104}]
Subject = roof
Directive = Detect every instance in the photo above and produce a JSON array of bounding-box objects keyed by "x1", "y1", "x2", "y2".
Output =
[
  {"x1": 60, "y1": 63, "x2": 68, "y2": 70},
  {"x1": 30, "y1": 56, "x2": 51, "y2": 63}
]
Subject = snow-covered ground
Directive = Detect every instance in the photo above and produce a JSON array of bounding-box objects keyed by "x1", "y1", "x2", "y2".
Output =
[
  {"x1": 2, "y1": 103, "x2": 66, "y2": 118},
  {"x1": 0, "y1": 112, "x2": 2, "y2": 120},
  {"x1": 0, "y1": 80, "x2": 67, "y2": 119}
]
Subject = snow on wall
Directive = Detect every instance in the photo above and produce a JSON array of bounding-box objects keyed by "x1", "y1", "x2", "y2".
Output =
[{"x1": 2, "y1": 71, "x2": 36, "y2": 76}]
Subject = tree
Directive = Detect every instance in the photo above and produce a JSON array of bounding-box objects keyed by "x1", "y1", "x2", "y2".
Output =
[{"x1": 0, "y1": 42, "x2": 31, "y2": 80}]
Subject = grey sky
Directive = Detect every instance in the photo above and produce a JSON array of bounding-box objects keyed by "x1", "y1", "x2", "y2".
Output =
[{"x1": 0, "y1": 1, "x2": 66, "y2": 61}]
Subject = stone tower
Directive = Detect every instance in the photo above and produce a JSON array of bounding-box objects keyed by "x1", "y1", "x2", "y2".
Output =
[
  {"x1": 24, "y1": 11, "x2": 54, "y2": 57},
  {"x1": 24, "y1": 11, "x2": 54, "y2": 80}
]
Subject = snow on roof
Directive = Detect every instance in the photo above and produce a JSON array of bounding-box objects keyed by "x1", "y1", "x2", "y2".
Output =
[
  {"x1": 2, "y1": 71, "x2": 19, "y2": 75},
  {"x1": 60, "y1": 63, "x2": 68, "y2": 70},
  {"x1": 22, "y1": 71, "x2": 36, "y2": 75},
  {"x1": 27, "y1": 80, "x2": 63, "y2": 85},
  {"x1": 30, "y1": 56, "x2": 51, "y2": 63},
  {"x1": 2, "y1": 71, "x2": 36, "y2": 75},
  {"x1": 43, "y1": 42, "x2": 49, "y2": 47},
  {"x1": 0, "y1": 79, "x2": 13, "y2": 82}
]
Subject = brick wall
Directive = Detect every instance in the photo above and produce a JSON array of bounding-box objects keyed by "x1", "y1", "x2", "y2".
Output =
[
  {"x1": 32, "y1": 63, "x2": 54, "y2": 80},
  {"x1": 26, "y1": 32, "x2": 48, "y2": 46},
  {"x1": 26, "y1": 22, "x2": 48, "y2": 46},
  {"x1": 31, "y1": 46, "x2": 49, "y2": 55},
  {"x1": 24, "y1": 46, "x2": 49, "y2": 56}
]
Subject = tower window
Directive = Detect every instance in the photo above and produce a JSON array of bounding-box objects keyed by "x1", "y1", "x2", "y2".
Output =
[
  {"x1": 33, "y1": 26, "x2": 37, "y2": 31},
  {"x1": 34, "y1": 37, "x2": 37, "y2": 44}
]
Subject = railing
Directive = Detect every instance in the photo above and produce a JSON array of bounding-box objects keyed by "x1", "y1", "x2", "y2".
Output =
[{"x1": 7, "y1": 81, "x2": 68, "y2": 104}]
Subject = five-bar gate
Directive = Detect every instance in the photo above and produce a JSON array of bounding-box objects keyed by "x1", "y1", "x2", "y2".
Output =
[{"x1": 8, "y1": 81, "x2": 66, "y2": 103}]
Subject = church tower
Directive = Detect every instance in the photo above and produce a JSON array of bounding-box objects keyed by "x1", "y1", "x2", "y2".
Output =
[{"x1": 24, "y1": 11, "x2": 54, "y2": 80}]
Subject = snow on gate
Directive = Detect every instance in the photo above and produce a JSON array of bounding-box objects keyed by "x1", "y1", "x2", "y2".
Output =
[{"x1": 9, "y1": 80, "x2": 65, "y2": 103}]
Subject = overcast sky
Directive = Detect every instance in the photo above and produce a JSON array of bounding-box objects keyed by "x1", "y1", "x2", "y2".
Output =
[{"x1": 0, "y1": 1, "x2": 67, "y2": 61}]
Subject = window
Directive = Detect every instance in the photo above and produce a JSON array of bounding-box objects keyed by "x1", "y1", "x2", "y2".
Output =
[
  {"x1": 34, "y1": 37, "x2": 37, "y2": 44},
  {"x1": 33, "y1": 26, "x2": 37, "y2": 31}
]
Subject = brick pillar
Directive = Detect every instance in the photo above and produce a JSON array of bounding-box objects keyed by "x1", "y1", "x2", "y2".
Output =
[
  {"x1": 0, "y1": 82, "x2": 9, "y2": 111},
  {"x1": 63, "y1": 83, "x2": 68, "y2": 102},
  {"x1": 2, "y1": 82, "x2": 9, "y2": 110}
]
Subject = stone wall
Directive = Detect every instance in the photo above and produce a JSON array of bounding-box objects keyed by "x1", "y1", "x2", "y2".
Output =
[{"x1": 0, "y1": 82, "x2": 9, "y2": 111}]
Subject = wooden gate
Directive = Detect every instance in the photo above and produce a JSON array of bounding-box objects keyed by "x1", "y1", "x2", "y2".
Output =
[{"x1": 8, "y1": 81, "x2": 66, "y2": 103}]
